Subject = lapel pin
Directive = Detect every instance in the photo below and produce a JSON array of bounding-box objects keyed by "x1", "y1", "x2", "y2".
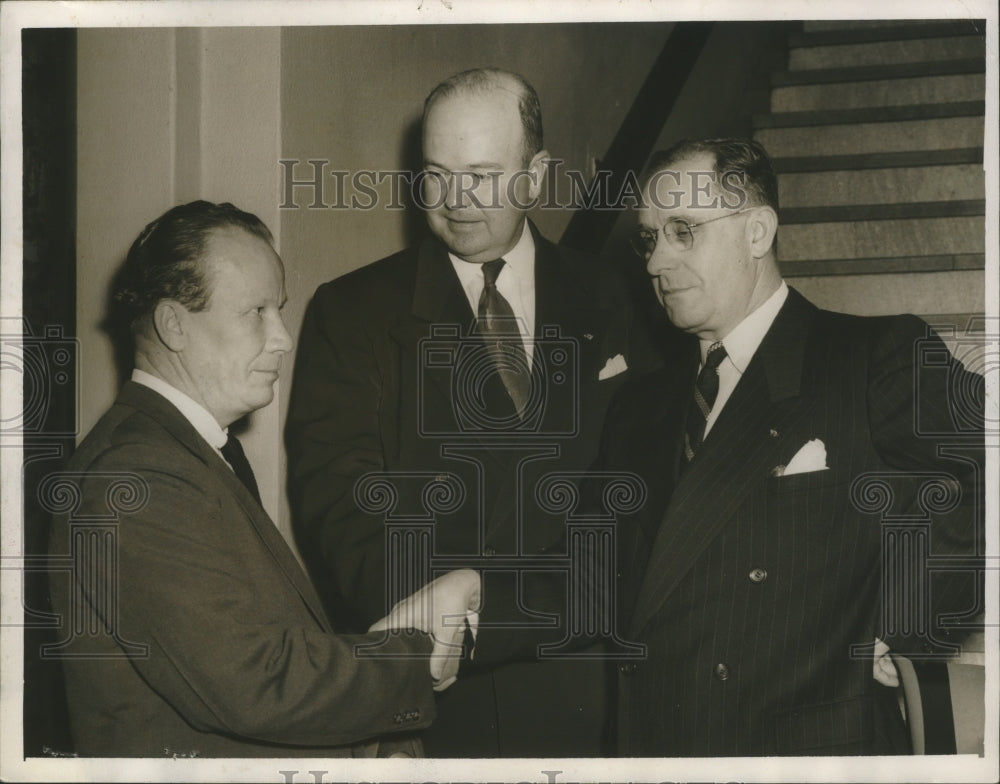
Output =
[
  {"x1": 583, "y1": 333, "x2": 594, "y2": 341},
  {"x1": 769, "y1": 428, "x2": 779, "y2": 438}
]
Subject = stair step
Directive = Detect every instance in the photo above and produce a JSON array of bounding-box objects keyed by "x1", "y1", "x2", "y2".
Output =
[
  {"x1": 779, "y1": 215, "x2": 984, "y2": 261},
  {"x1": 789, "y1": 35, "x2": 985, "y2": 71},
  {"x1": 772, "y1": 58, "x2": 985, "y2": 87},
  {"x1": 802, "y1": 19, "x2": 975, "y2": 33},
  {"x1": 779, "y1": 164, "x2": 985, "y2": 207},
  {"x1": 790, "y1": 21, "x2": 985, "y2": 47},
  {"x1": 772, "y1": 72, "x2": 984, "y2": 112},
  {"x1": 756, "y1": 116, "x2": 983, "y2": 158},
  {"x1": 756, "y1": 100, "x2": 984, "y2": 129},
  {"x1": 782, "y1": 200, "x2": 984, "y2": 225},
  {"x1": 786, "y1": 271, "x2": 983, "y2": 318},
  {"x1": 779, "y1": 253, "x2": 984, "y2": 277},
  {"x1": 772, "y1": 148, "x2": 983, "y2": 173}
]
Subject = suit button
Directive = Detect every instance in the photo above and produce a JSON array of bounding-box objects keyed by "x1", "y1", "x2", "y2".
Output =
[
  {"x1": 714, "y1": 663, "x2": 730, "y2": 681},
  {"x1": 483, "y1": 546, "x2": 496, "y2": 557},
  {"x1": 619, "y1": 663, "x2": 637, "y2": 676},
  {"x1": 749, "y1": 567, "x2": 767, "y2": 583}
]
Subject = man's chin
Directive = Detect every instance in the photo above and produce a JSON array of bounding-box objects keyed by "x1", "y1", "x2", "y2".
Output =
[
  {"x1": 661, "y1": 302, "x2": 705, "y2": 334},
  {"x1": 246, "y1": 386, "x2": 277, "y2": 412},
  {"x1": 430, "y1": 223, "x2": 488, "y2": 259}
]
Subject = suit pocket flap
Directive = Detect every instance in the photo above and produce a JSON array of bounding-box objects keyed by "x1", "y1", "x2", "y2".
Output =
[{"x1": 773, "y1": 695, "x2": 874, "y2": 754}]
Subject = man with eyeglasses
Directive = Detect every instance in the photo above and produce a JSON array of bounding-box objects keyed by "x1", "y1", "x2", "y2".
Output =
[
  {"x1": 286, "y1": 68, "x2": 654, "y2": 757},
  {"x1": 584, "y1": 137, "x2": 983, "y2": 755}
]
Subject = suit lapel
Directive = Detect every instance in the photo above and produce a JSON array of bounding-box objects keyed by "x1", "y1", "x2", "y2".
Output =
[
  {"x1": 389, "y1": 236, "x2": 516, "y2": 423},
  {"x1": 533, "y1": 226, "x2": 615, "y2": 374},
  {"x1": 409, "y1": 235, "x2": 476, "y2": 328},
  {"x1": 629, "y1": 289, "x2": 816, "y2": 635},
  {"x1": 119, "y1": 382, "x2": 334, "y2": 632}
]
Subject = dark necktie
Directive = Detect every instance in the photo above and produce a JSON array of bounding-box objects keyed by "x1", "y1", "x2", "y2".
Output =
[
  {"x1": 221, "y1": 434, "x2": 262, "y2": 505},
  {"x1": 683, "y1": 341, "x2": 727, "y2": 462},
  {"x1": 477, "y1": 259, "x2": 530, "y2": 414}
]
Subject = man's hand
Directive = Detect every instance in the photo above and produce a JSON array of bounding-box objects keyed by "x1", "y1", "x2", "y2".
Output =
[
  {"x1": 873, "y1": 638, "x2": 900, "y2": 687},
  {"x1": 369, "y1": 569, "x2": 481, "y2": 691}
]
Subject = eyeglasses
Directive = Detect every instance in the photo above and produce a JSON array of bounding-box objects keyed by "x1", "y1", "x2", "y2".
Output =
[{"x1": 630, "y1": 208, "x2": 752, "y2": 258}]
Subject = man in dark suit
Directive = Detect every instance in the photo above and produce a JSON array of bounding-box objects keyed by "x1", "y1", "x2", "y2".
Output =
[
  {"x1": 589, "y1": 138, "x2": 984, "y2": 755},
  {"x1": 47, "y1": 201, "x2": 471, "y2": 757},
  {"x1": 286, "y1": 68, "x2": 653, "y2": 757}
]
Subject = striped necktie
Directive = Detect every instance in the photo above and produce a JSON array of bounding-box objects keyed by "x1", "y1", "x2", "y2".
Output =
[
  {"x1": 477, "y1": 258, "x2": 530, "y2": 414},
  {"x1": 683, "y1": 341, "x2": 727, "y2": 462}
]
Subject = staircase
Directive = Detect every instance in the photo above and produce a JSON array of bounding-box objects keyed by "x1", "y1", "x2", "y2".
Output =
[{"x1": 753, "y1": 20, "x2": 987, "y2": 332}]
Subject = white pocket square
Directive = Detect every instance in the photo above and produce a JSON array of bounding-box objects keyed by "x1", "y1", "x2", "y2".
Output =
[
  {"x1": 598, "y1": 353, "x2": 628, "y2": 380},
  {"x1": 773, "y1": 438, "x2": 829, "y2": 477}
]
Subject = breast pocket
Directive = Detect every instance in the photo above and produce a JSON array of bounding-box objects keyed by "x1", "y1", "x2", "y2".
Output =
[
  {"x1": 767, "y1": 466, "x2": 846, "y2": 493},
  {"x1": 763, "y1": 468, "x2": 855, "y2": 531}
]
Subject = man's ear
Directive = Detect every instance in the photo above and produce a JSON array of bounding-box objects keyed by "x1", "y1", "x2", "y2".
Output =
[
  {"x1": 152, "y1": 300, "x2": 187, "y2": 352},
  {"x1": 748, "y1": 206, "x2": 778, "y2": 259},
  {"x1": 525, "y1": 148, "x2": 550, "y2": 201}
]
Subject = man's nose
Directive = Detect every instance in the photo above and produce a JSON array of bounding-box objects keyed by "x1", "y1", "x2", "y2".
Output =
[
  {"x1": 645, "y1": 232, "x2": 677, "y2": 277},
  {"x1": 445, "y1": 172, "x2": 472, "y2": 210},
  {"x1": 269, "y1": 313, "x2": 294, "y2": 354}
]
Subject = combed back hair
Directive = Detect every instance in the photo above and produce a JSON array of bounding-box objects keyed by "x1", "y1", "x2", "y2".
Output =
[
  {"x1": 112, "y1": 200, "x2": 273, "y2": 332},
  {"x1": 423, "y1": 67, "x2": 543, "y2": 163},
  {"x1": 644, "y1": 137, "x2": 779, "y2": 212}
]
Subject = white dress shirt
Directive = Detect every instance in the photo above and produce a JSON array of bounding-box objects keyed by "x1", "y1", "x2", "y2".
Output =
[
  {"x1": 702, "y1": 281, "x2": 789, "y2": 438},
  {"x1": 450, "y1": 220, "x2": 536, "y2": 365},
  {"x1": 131, "y1": 368, "x2": 230, "y2": 462}
]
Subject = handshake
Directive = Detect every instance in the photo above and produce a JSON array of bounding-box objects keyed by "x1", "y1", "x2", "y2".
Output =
[{"x1": 369, "y1": 569, "x2": 482, "y2": 691}]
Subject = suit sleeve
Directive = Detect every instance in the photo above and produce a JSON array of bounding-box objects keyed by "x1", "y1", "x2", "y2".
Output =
[
  {"x1": 81, "y1": 442, "x2": 435, "y2": 748},
  {"x1": 866, "y1": 315, "x2": 985, "y2": 654},
  {"x1": 286, "y1": 285, "x2": 391, "y2": 627}
]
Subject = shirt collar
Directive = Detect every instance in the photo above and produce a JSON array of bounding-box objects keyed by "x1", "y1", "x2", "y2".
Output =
[
  {"x1": 131, "y1": 368, "x2": 229, "y2": 450},
  {"x1": 448, "y1": 219, "x2": 535, "y2": 289},
  {"x1": 701, "y1": 281, "x2": 789, "y2": 373}
]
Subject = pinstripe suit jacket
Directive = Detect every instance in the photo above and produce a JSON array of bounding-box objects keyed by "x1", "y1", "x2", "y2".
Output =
[{"x1": 596, "y1": 287, "x2": 984, "y2": 756}]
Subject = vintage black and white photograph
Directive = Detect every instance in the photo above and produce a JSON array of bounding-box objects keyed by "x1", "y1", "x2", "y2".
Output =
[{"x1": 1, "y1": 0, "x2": 996, "y2": 781}]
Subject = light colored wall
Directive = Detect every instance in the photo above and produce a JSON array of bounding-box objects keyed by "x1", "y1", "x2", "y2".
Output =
[
  {"x1": 77, "y1": 29, "x2": 175, "y2": 441},
  {"x1": 76, "y1": 28, "x2": 286, "y2": 531}
]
